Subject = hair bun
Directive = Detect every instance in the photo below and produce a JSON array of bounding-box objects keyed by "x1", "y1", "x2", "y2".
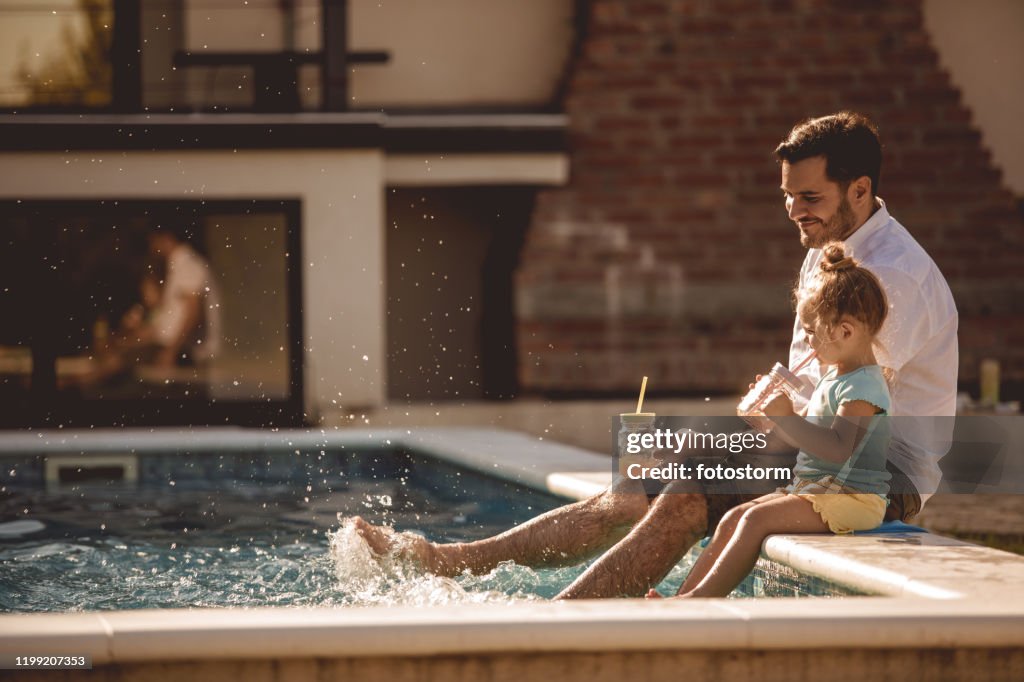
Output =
[{"x1": 819, "y1": 242, "x2": 855, "y2": 273}]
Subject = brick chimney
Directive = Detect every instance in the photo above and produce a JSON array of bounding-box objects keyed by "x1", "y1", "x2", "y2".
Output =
[{"x1": 517, "y1": 0, "x2": 1023, "y2": 396}]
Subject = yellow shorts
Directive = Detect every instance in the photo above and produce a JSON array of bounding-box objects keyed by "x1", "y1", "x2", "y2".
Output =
[{"x1": 785, "y1": 477, "x2": 887, "y2": 534}]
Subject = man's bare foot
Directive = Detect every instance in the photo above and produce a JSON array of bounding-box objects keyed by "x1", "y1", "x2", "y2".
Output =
[
  {"x1": 350, "y1": 516, "x2": 395, "y2": 555},
  {"x1": 350, "y1": 516, "x2": 453, "y2": 574}
]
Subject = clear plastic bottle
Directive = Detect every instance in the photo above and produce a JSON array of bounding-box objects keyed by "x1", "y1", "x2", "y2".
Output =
[{"x1": 737, "y1": 352, "x2": 814, "y2": 432}]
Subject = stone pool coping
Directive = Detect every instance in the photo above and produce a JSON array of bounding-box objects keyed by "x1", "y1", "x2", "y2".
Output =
[
  {"x1": 3, "y1": 599, "x2": 1024, "y2": 663},
  {"x1": 2, "y1": 425, "x2": 1024, "y2": 662}
]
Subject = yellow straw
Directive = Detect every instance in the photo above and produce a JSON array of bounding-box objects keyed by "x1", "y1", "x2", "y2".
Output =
[{"x1": 636, "y1": 376, "x2": 649, "y2": 414}]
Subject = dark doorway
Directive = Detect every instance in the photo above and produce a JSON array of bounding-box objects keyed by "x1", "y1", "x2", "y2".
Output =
[{"x1": 385, "y1": 186, "x2": 536, "y2": 401}]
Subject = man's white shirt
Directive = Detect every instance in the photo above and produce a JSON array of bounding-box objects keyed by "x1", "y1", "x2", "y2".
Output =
[
  {"x1": 152, "y1": 244, "x2": 222, "y2": 361},
  {"x1": 789, "y1": 199, "x2": 959, "y2": 502}
]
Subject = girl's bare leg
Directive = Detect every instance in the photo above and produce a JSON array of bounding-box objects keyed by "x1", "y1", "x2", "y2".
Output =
[
  {"x1": 679, "y1": 495, "x2": 827, "y2": 598},
  {"x1": 672, "y1": 492, "x2": 785, "y2": 595}
]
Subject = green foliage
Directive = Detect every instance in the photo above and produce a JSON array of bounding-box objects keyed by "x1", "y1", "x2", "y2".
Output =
[{"x1": 16, "y1": 0, "x2": 113, "y2": 107}]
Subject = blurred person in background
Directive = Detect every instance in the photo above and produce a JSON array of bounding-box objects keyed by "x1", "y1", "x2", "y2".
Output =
[
  {"x1": 90, "y1": 223, "x2": 221, "y2": 383},
  {"x1": 140, "y1": 224, "x2": 221, "y2": 368}
]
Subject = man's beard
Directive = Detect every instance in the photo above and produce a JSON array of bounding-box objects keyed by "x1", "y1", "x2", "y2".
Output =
[{"x1": 801, "y1": 195, "x2": 857, "y2": 249}]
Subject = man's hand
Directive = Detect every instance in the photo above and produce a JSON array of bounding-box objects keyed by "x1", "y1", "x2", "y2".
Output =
[{"x1": 119, "y1": 304, "x2": 145, "y2": 333}]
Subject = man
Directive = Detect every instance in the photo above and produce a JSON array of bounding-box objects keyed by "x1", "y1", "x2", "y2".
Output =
[
  {"x1": 777, "y1": 113, "x2": 958, "y2": 518},
  {"x1": 144, "y1": 225, "x2": 222, "y2": 367},
  {"x1": 101, "y1": 224, "x2": 221, "y2": 375},
  {"x1": 354, "y1": 111, "x2": 958, "y2": 598}
]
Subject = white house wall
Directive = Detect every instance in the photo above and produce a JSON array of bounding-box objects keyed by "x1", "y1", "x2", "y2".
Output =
[
  {"x1": 0, "y1": 149, "x2": 386, "y2": 415},
  {"x1": 344, "y1": 0, "x2": 576, "y2": 107},
  {"x1": 924, "y1": 0, "x2": 1024, "y2": 194},
  {"x1": 384, "y1": 153, "x2": 569, "y2": 187}
]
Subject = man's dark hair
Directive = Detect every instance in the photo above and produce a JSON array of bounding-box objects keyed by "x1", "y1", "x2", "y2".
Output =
[{"x1": 774, "y1": 111, "x2": 882, "y2": 197}]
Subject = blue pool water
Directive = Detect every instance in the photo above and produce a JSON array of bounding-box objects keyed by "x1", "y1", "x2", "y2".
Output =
[{"x1": 1, "y1": 447, "x2": 855, "y2": 612}]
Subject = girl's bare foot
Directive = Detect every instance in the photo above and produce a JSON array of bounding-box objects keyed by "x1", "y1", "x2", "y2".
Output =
[{"x1": 646, "y1": 588, "x2": 695, "y2": 600}]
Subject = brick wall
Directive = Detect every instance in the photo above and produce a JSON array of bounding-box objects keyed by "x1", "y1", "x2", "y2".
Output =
[{"x1": 516, "y1": 0, "x2": 1024, "y2": 396}]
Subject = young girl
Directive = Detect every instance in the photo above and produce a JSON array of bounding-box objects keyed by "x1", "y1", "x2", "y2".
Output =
[{"x1": 649, "y1": 242, "x2": 892, "y2": 599}]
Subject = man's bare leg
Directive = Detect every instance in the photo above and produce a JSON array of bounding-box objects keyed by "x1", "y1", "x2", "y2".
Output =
[
  {"x1": 555, "y1": 488, "x2": 708, "y2": 599},
  {"x1": 351, "y1": 486, "x2": 650, "y2": 577}
]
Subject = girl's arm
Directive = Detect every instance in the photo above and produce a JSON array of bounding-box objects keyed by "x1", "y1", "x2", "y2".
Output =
[{"x1": 762, "y1": 395, "x2": 879, "y2": 464}]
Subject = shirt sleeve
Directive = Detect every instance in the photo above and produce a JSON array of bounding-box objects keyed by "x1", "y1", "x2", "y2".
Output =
[
  {"x1": 790, "y1": 250, "x2": 823, "y2": 405},
  {"x1": 174, "y1": 250, "x2": 208, "y2": 297},
  {"x1": 835, "y1": 371, "x2": 891, "y2": 414},
  {"x1": 870, "y1": 265, "x2": 932, "y2": 372}
]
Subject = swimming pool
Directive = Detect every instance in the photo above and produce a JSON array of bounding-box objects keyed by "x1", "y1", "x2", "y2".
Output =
[
  {"x1": 2, "y1": 428, "x2": 1023, "y2": 682},
  {"x1": 1, "y1": 437, "x2": 854, "y2": 613},
  {"x1": 1, "y1": 447, "x2": 580, "y2": 611}
]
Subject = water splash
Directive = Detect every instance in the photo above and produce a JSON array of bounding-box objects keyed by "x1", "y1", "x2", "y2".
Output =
[{"x1": 327, "y1": 519, "x2": 537, "y2": 606}]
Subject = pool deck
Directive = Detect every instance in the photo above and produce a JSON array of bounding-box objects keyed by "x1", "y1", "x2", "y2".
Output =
[
  {"x1": 4, "y1": 597, "x2": 1024, "y2": 663},
  {"x1": 2, "y1": 426, "x2": 1024, "y2": 679}
]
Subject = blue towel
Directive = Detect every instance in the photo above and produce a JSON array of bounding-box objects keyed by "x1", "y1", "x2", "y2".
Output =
[
  {"x1": 854, "y1": 520, "x2": 927, "y2": 535},
  {"x1": 697, "y1": 520, "x2": 927, "y2": 544}
]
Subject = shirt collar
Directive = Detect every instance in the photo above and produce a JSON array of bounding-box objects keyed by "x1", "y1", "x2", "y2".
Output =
[{"x1": 841, "y1": 197, "x2": 890, "y2": 258}]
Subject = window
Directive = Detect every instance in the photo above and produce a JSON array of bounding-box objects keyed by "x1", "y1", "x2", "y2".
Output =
[
  {"x1": 0, "y1": 199, "x2": 304, "y2": 427},
  {"x1": 0, "y1": 0, "x2": 113, "y2": 109}
]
